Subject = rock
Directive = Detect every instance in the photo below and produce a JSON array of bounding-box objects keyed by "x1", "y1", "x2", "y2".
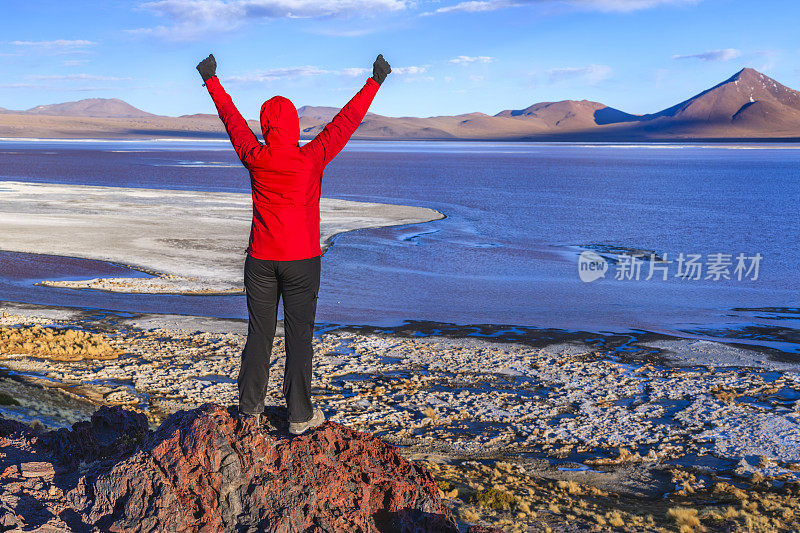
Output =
[
  {"x1": 0, "y1": 500, "x2": 23, "y2": 530},
  {"x1": 82, "y1": 404, "x2": 457, "y2": 532},
  {"x1": 18, "y1": 461, "x2": 54, "y2": 480},
  {"x1": 38, "y1": 405, "x2": 149, "y2": 466},
  {"x1": 465, "y1": 527, "x2": 504, "y2": 533},
  {"x1": 1, "y1": 404, "x2": 457, "y2": 532},
  {"x1": 0, "y1": 416, "x2": 32, "y2": 438}
]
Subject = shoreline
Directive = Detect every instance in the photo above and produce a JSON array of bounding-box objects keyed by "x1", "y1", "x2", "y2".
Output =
[
  {"x1": 2, "y1": 299, "x2": 797, "y2": 367},
  {"x1": 0, "y1": 180, "x2": 444, "y2": 294},
  {"x1": 5, "y1": 136, "x2": 800, "y2": 146},
  {"x1": 0, "y1": 302, "x2": 799, "y2": 531}
]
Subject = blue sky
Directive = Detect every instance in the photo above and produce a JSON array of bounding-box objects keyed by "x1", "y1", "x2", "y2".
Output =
[{"x1": 1, "y1": 0, "x2": 798, "y2": 118}]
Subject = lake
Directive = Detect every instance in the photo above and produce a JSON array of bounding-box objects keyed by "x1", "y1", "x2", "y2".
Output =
[{"x1": 0, "y1": 139, "x2": 798, "y2": 352}]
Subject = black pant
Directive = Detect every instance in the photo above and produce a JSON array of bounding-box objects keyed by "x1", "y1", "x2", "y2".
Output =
[{"x1": 238, "y1": 254, "x2": 320, "y2": 423}]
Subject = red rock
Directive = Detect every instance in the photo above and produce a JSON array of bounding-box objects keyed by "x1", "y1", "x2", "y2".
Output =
[
  {"x1": 19, "y1": 461, "x2": 54, "y2": 479},
  {"x1": 0, "y1": 404, "x2": 461, "y2": 532},
  {"x1": 79, "y1": 404, "x2": 458, "y2": 532},
  {"x1": 38, "y1": 404, "x2": 149, "y2": 466},
  {"x1": 0, "y1": 465, "x2": 19, "y2": 478}
]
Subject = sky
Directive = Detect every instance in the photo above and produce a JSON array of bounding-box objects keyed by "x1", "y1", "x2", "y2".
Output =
[{"x1": 1, "y1": 0, "x2": 798, "y2": 119}]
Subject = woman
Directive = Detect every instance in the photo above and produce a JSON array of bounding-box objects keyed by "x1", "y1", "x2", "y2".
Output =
[{"x1": 196, "y1": 53, "x2": 391, "y2": 434}]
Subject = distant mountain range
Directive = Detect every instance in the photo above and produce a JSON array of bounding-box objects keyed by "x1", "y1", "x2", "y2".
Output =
[
  {"x1": 2, "y1": 68, "x2": 800, "y2": 141},
  {"x1": 23, "y1": 98, "x2": 156, "y2": 118}
]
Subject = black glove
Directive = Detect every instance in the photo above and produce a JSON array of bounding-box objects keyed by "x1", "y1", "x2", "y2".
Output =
[
  {"x1": 372, "y1": 54, "x2": 391, "y2": 85},
  {"x1": 196, "y1": 54, "x2": 217, "y2": 83}
]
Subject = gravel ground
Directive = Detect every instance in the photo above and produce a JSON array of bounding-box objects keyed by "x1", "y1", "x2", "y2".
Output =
[{"x1": 0, "y1": 306, "x2": 798, "y2": 531}]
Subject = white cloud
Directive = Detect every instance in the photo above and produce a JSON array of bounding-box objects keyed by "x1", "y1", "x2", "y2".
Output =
[
  {"x1": 393, "y1": 66, "x2": 428, "y2": 74},
  {"x1": 449, "y1": 55, "x2": 494, "y2": 65},
  {"x1": 342, "y1": 65, "x2": 427, "y2": 76},
  {"x1": 61, "y1": 59, "x2": 90, "y2": 67},
  {"x1": 545, "y1": 64, "x2": 612, "y2": 84},
  {"x1": 9, "y1": 39, "x2": 96, "y2": 47},
  {"x1": 142, "y1": 0, "x2": 406, "y2": 19},
  {"x1": 401, "y1": 75, "x2": 434, "y2": 83},
  {"x1": 427, "y1": 0, "x2": 497, "y2": 14},
  {"x1": 133, "y1": 0, "x2": 407, "y2": 39},
  {"x1": 0, "y1": 83, "x2": 43, "y2": 89},
  {"x1": 227, "y1": 64, "x2": 425, "y2": 83},
  {"x1": 672, "y1": 48, "x2": 741, "y2": 61},
  {"x1": 228, "y1": 66, "x2": 330, "y2": 83},
  {"x1": 0, "y1": 83, "x2": 117, "y2": 92},
  {"x1": 339, "y1": 67, "x2": 370, "y2": 76},
  {"x1": 6, "y1": 40, "x2": 96, "y2": 56},
  {"x1": 28, "y1": 74, "x2": 130, "y2": 82},
  {"x1": 424, "y1": 0, "x2": 699, "y2": 16}
]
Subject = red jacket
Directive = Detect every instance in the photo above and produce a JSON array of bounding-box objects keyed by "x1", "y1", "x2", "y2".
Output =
[{"x1": 205, "y1": 76, "x2": 380, "y2": 261}]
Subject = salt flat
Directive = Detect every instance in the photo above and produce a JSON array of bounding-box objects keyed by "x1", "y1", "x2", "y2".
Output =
[{"x1": 0, "y1": 181, "x2": 443, "y2": 293}]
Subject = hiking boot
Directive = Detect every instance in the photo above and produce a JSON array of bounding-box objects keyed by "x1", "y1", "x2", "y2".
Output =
[
  {"x1": 238, "y1": 409, "x2": 261, "y2": 426},
  {"x1": 288, "y1": 408, "x2": 325, "y2": 435}
]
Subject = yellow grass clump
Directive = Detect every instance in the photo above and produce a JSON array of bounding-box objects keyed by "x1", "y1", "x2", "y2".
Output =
[
  {"x1": 423, "y1": 407, "x2": 439, "y2": 421},
  {"x1": 419, "y1": 456, "x2": 800, "y2": 531},
  {"x1": 470, "y1": 487, "x2": 518, "y2": 511},
  {"x1": 668, "y1": 507, "x2": 705, "y2": 532},
  {"x1": 0, "y1": 325, "x2": 120, "y2": 361}
]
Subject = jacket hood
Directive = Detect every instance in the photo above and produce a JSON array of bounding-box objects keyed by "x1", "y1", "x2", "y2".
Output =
[{"x1": 260, "y1": 96, "x2": 300, "y2": 147}]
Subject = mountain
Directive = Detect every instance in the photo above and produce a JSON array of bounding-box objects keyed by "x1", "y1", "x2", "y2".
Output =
[
  {"x1": 178, "y1": 113, "x2": 219, "y2": 120},
  {"x1": 495, "y1": 100, "x2": 640, "y2": 128},
  {"x1": 299, "y1": 106, "x2": 342, "y2": 135},
  {"x1": 300, "y1": 110, "x2": 548, "y2": 140},
  {"x1": 633, "y1": 68, "x2": 800, "y2": 137},
  {"x1": 297, "y1": 106, "x2": 341, "y2": 121},
  {"x1": 2, "y1": 68, "x2": 799, "y2": 140},
  {"x1": 24, "y1": 98, "x2": 156, "y2": 118}
]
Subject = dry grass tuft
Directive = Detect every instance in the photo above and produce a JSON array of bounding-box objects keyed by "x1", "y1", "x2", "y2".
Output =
[
  {"x1": 710, "y1": 385, "x2": 738, "y2": 403},
  {"x1": 423, "y1": 407, "x2": 439, "y2": 421},
  {"x1": 436, "y1": 479, "x2": 459, "y2": 499},
  {"x1": 0, "y1": 325, "x2": 120, "y2": 360},
  {"x1": 419, "y1": 457, "x2": 800, "y2": 532},
  {"x1": 556, "y1": 480, "x2": 582, "y2": 495},
  {"x1": 606, "y1": 510, "x2": 625, "y2": 527},
  {"x1": 470, "y1": 487, "x2": 518, "y2": 510},
  {"x1": 668, "y1": 507, "x2": 705, "y2": 532}
]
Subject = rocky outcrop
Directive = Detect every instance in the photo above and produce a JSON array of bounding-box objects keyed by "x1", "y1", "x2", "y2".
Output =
[
  {"x1": 0, "y1": 404, "x2": 458, "y2": 532},
  {"x1": 39, "y1": 404, "x2": 149, "y2": 466}
]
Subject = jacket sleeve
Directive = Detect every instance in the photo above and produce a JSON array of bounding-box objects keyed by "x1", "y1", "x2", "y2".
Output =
[
  {"x1": 302, "y1": 77, "x2": 380, "y2": 169},
  {"x1": 205, "y1": 76, "x2": 260, "y2": 167}
]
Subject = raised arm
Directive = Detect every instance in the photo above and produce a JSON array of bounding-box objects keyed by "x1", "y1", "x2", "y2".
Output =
[
  {"x1": 302, "y1": 54, "x2": 391, "y2": 169},
  {"x1": 196, "y1": 54, "x2": 261, "y2": 167}
]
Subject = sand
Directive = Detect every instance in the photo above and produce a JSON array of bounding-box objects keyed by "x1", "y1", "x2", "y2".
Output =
[{"x1": 0, "y1": 180, "x2": 443, "y2": 293}]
